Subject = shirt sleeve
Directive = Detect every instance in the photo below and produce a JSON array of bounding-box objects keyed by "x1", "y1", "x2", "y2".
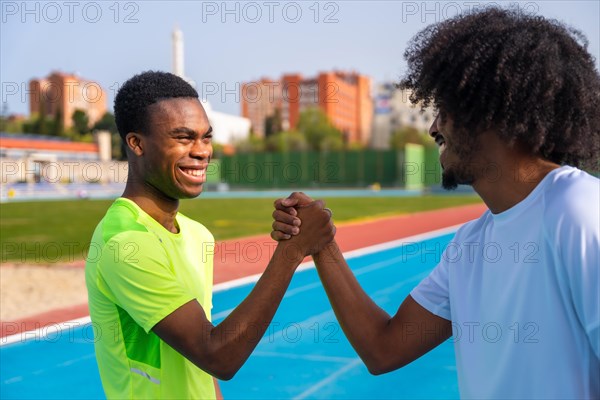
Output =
[
  {"x1": 97, "y1": 231, "x2": 196, "y2": 333},
  {"x1": 410, "y1": 254, "x2": 452, "y2": 321},
  {"x1": 553, "y1": 203, "x2": 600, "y2": 359}
]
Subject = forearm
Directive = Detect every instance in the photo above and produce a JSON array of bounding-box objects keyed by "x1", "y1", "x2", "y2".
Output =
[
  {"x1": 208, "y1": 242, "x2": 303, "y2": 376},
  {"x1": 315, "y1": 241, "x2": 452, "y2": 373},
  {"x1": 313, "y1": 241, "x2": 393, "y2": 368}
]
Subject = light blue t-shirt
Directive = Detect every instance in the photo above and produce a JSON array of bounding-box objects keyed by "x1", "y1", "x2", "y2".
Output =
[{"x1": 411, "y1": 166, "x2": 599, "y2": 399}]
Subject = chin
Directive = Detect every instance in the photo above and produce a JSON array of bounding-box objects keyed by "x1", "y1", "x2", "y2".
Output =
[
  {"x1": 183, "y1": 189, "x2": 204, "y2": 199},
  {"x1": 441, "y1": 169, "x2": 474, "y2": 191},
  {"x1": 442, "y1": 171, "x2": 459, "y2": 190},
  {"x1": 174, "y1": 185, "x2": 204, "y2": 199}
]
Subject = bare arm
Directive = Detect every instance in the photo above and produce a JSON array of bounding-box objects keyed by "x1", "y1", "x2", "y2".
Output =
[
  {"x1": 313, "y1": 241, "x2": 451, "y2": 374},
  {"x1": 153, "y1": 201, "x2": 335, "y2": 380},
  {"x1": 272, "y1": 195, "x2": 451, "y2": 375}
]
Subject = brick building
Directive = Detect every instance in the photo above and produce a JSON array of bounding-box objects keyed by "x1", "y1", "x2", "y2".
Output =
[
  {"x1": 29, "y1": 71, "x2": 107, "y2": 129},
  {"x1": 241, "y1": 71, "x2": 373, "y2": 145},
  {"x1": 241, "y1": 78, "x2": 283, "y2": 137}
]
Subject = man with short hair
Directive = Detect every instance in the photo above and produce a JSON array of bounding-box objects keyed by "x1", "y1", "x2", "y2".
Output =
[
  {"x1": 85, "y1": 71, "x2": 335, "y2": 399},
  {"x1": 273, "y1": 8, "x2": 599, "y2": 398}
]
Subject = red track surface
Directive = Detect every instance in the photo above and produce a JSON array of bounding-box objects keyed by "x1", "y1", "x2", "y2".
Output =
[{"x1": 0, "y1": 203, "x2": 487, "y2": 338}]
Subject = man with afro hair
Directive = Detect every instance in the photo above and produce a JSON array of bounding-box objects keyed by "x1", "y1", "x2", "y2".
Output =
[
  {"x1": 272, "y1": 7, "x2": 599, "y2": 398},
  {"x1": 85, "y1": 71, "x2": 335, "y2": 399}
]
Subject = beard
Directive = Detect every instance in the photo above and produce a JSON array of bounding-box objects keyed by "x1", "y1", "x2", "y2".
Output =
[
  {"x1": 442, "y1": 169, "x2": 459, "y2": 190},
  {"x1": 440, "y1": 133, "x2": 479, "y2": 190},
  {"x1": 441, "y1": 166, "x2": 475, "y2": 190}
]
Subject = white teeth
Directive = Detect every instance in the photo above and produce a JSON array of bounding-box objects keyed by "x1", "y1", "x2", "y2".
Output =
[
  {"x1": 438, "y1": 143, "x2": 446, "y2": 155},
  {"x1": 182, "y1": 168, "x2": 205, "y2": 177}
]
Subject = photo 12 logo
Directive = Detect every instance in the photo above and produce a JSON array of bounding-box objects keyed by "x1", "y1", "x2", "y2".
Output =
[
  {"x1": 2, "y1": 1, "x2": 140, "y2": 24},
  {"x1": 400, "y1": 1, "x2": 539, "y2": 23},
  {"x1": 2, "y1": 81, "x2": 104, "y2": 106},
  {"x1": 200, "y1": 1, "x2": 340, "y2": 24}
]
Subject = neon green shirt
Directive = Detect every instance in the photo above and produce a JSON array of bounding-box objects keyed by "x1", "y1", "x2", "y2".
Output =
[{"x1": 85, "y1": 198, "x2": 216, "y2": 399}]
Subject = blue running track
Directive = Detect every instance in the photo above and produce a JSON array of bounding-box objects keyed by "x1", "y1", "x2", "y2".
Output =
[{"x1": 1, "y1": 231, "x2": 459, "y2": 399}]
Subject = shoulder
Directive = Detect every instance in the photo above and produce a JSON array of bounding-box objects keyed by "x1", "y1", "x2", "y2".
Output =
[
  {"x1": 544, "y1": 166, "x2": 599, "y2": 203},
  {"x1": 101, "y1": 198, "x2": 151, "y2": 242},
  {"x1": 96, "y1": 200, "x2": 168, "y2": 264},
  {"x1": 542, "y1": 167, "x2": 600, "y2": 232}
]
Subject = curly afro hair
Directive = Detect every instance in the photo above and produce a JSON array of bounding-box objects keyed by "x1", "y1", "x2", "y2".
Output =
[
  {"x1": 114, "y1": 71, "x2": 198, "y2": 141},
  {"x1": 398, "y1": 7, "x2": 600, "y2": 170}
]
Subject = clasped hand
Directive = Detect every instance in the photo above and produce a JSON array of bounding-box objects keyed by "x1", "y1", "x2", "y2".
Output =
[{"x1": 271, "y1": 192, "x2": 335, "y2": 256}]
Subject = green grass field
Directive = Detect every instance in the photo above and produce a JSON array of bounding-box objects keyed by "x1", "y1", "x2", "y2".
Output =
[{"x1": 1, "y1": 195, "x2": 482, "y2": 263}]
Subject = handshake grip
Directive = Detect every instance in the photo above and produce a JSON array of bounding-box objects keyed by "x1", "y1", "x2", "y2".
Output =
[{"x1": 289, "y1": 201, "x2": 336, "y2": 256}]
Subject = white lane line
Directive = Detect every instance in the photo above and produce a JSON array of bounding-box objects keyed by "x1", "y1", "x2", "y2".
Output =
[
  {"x1": 292, "y1": 358, "x2": 363, "y2": 400},
  {"x1": 3, "y1": 376, "x2": 23, "y2": 384},
  {"x1": 283, "y1": 281, "x2": 323, "y2": 299},
  {"x1": 212, "y1": 260, "x2": 316, "y2": 292},
  {"x1": 0, "y1": 316, "x2": 91, "y2": 346}
]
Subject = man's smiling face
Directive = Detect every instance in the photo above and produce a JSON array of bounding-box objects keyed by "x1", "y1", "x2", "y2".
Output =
[{"x1": 137, "y1": 97, "x2": 213, "y2": 200}]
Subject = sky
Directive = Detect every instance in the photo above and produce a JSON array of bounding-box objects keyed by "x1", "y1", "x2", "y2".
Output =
[{"x1": 1, "y1": 0, "x2": 599, "y2": 118}]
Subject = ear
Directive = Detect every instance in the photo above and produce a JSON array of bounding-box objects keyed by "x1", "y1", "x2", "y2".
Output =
[{"x1": 125, "y1": 132, "x2": 144, "y2": 156}]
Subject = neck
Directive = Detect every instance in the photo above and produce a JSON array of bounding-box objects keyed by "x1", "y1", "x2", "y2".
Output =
[
  {"x1": 471, "y1": 137, "x2": 559, "y2": 214},
  {"x1": 122, "y1": 175, "x2": 180, "y2": 233}
]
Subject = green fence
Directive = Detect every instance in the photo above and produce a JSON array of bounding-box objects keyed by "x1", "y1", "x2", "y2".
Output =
[
  {"x1": 206, "y1": 158, "x2": 221, "y2": 185},
  {"x1": 216, "y1": 148, "x2": 441, "y2": 189},
  {"x1": 424, "y1": 147, "x2": 443, "y2": 186}
]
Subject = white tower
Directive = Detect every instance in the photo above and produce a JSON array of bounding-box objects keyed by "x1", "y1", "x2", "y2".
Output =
[
  {"x1": 172, "y1": 26, "x2": 184, "y2": 78},
  {"x1": 169, "y1": 26, "x2": 250, "y2": 145}
]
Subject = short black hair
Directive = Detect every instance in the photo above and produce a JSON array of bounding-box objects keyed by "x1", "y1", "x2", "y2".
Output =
[
  {"x1": 114, "y1": 71, "x2": 198, "y2": 141},
  {"x1": 399, "y1": 7, "x2": 600, "y2": 170}
]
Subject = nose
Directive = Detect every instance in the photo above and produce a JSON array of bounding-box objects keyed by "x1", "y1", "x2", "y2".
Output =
[
  {"x1": 190, "y1": 138, "x2": 212, "y2": 160},
  {"x1": 429, "y1": 115, "x2": 439, "y2": 138}
]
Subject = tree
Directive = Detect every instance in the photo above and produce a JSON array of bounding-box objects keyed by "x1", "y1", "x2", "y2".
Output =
[
  {"x1": 22, "y1": 118, "x2": 36, "y2": 134},
  {"x1": 22, "y1": 112, "x2": 53, "y2": 135},
  {"x1": 36, "y1": 101, "x2": 48, "y2": 135},
  {"x1": 211, "y1": 142, "x2": 225, "y2": 158},
  {"x1": 92, "y1": 112, "x2": 117, "y2": 134},
  {"x1": 51, "y1": 108, "x2": 64, "y2": 136},
  {"x1": 72, "y1": 109, "x2": 90, "y2": 135},
  {"x1": 389, "y1": 126, "x2": 432, "y2": 149},
  {"x1": 92, "y1": 112, "x2": 124, "y2": 159},
  {"x1": 296, "y1": 108, "x2": 344, "y2": 152},
  {"x1": 235, "y1": 133, "x2": 266, "y2": 153},
  {"x1": 264, "y1": 108, "x2": 283, "y2": 138},
  {"x1": 27, "y1": 101, "x2": 49, "y2": 135},
  {"x1": 0, "y1": 116, "x2": 26, "y2": 133},
  {"x1": 266, "y1": 130, "x2": 308, "y2": 152},
  {"x1": 319, "y1": 134, "x2": 344, "y2": 151}
]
